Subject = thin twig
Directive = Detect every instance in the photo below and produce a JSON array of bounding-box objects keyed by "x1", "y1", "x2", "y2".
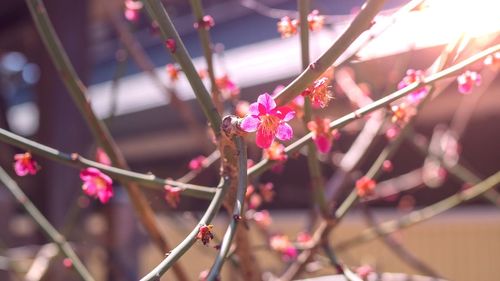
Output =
[
  {"x1": 207, "y1": 137, "x2": 248, "y2": 280},
  {"x1": 25, "y1": 2, "x2": 188, "y2": 279},
  {"x1": 0, "y1": 128, "x2": 216, "y2": 199},
  {"x1": 0, "y1": 166, "x2": 94, "y2": 281},
  {"x1": 141, "y1": 0, "x2": 222, "y2": 136},
  {"x1": 335, "y1": 170, "x2": 500, "y2": 251},
  {"x1": 139, "y1": 178, "x2": 230, "y2": 281}
]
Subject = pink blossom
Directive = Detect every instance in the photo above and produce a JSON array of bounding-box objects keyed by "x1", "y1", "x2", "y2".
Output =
[
  {"x1": 165, "y1": 38, "x2": 176, "y2": 53},
  {"x1": 80, "y1": 168, "x2": 113, "y2": 204},
  {"x1": 124, "y1": 0, "x2": 143, "y2": 22},
  {"x1": 166, "y1": 64, "x2": 180, "y2": 81},
  {"x1": 196, "y1": 224, "x2": 214, "y2": 245},
  {"x1": 355, "y1": 177, "x2": 376, "y2": 197},
  {"x1": 252, "y1": 210, "x2": 272, "y2": 228},
  {"x1": 95, "y1": 148, "x2": 111, "y2": 166},
  {"x1": 398, "y1": 69, "x2": 428, "y2": 102},
  {"x1": 307, "y1": 10, "x2": 325, "y2": 31},
  {"x1": 277, "y1": 16, "x2": 298, "y2": 38},
  {"x1": 14, "y1": 152, "x2": 39, "y2": 176},
  {"x1": 259, "y1": 182, "x2": 275, "y2": 203},
  {"x1": 188, "y1": 155, "x2": 206, "y2": 171},
  {"x1": 457, "y1": 70, "x2": 481, "y2": 94},
  {"x1": 263, "y1": 141, "x2": 288, "y2": 162},
  {"x1": 194, "y1": 15, "x2": 215, "y2": 30},
  {"x1": 240, "y1": 93, "x2": 295, "y2": 148},
  {"x1": 216, "y1": 74, "x2": 240, "y2": 99},
  {"x1": 164, "y1": 185, "x2": 182, "y2": 208},
  {"x1": 307, "y1": 117, "x2": 334, "y2": 154}
]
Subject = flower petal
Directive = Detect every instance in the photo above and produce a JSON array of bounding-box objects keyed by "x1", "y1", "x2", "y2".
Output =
[
  {"x1": 314, "y1": 135, "x2": 332, "y2": 154},
  {"x1": 273, "y1": 106, "x2": 295, "y2": 121},
  {"x1": 276, "y1": 123, "x2": 293, "y2": 141},
  {"x1": 256, "y1": 128, "x2": 274, "y2": 148},
  {"x1": 257, "y1": 93, "x2": 276, "y2": 112},
  {"x1": 249, "y1": 102, "x2": 260, "y2": 115},
  {"x1": 240, "y1": 116, "x2": 260, "y2": 132}
]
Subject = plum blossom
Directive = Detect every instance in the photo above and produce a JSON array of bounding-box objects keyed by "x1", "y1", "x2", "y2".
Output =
[
  {"x1": 124, "y1": 0, "x2": 143, "y2": 22},
  {"x1": 270, "y1": 234, "x2": 297, "y2": 261},
  {"x1": 398, "y1": 69, "x2": 428, "y2": 102},
  {"x1": 194, "y1": 15, "x2": 215, "y2": 30},
  {"x1": 166, "y1": 64, "x2": 180, "y2": 81},
  {"x1": 164, "y1": 185, "x2": 182, "y2": 208},
  {"x1": 188, "y1": 155, "x2": 206, "y2": 171},
  {"x1": 14, "y1": 152, "x2": 39, "y2": 176},
  {"x1": 307, "y1": 10, "x2": 325, "y2": 31},
  {"x1": 355, "y1": 177, "x2": 376, "y2": 197},
  {"x1": 240, "y1": 93, "x2": 295, "y2": 149},
  {"x1": 196, "y1": 224, "x2": 214, "y2": 245},
  {"x1": 216, "y1": 74, "x2": 240, "y2": 99},
  {"x1": 263, "y1": 141, "x2": 288, "y2": 162},
  {"x1": 307, "y1": 117, "x2": 335, "y2": 154},
  {"x1": 80, "y1": 168, "x2": 113, "y2": 204},
  {"x1": 302, "y1": 68, "x2": 334, "y2": 108},
  {"x1": 457, "y1": 70, "x2": 481, "y2": 94},
  {"x1": 277, "y1": 16, "x2": 298, "y2": 38}
]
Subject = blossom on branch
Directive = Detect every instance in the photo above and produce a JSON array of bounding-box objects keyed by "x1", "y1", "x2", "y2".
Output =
[
  {"x1": 457, "y1": 70, "x2": 481, "y2": 94},
  {"x1": 164, "y1": 185, "x2": 182, "y2": 208},
  {"x1": 307, "y1": 10, "x2": 325, "y2": 31},
  {"x1": 277, "y1": 16, "x2": 298, "y2": 38},
  {"x1": 240, "y1": 93, "x2": 295, "y2": 149},
  {"x1": 196, "y1": 224, "x2": 214, "y2": 245},
  {"x1": 398, "y1": 69, "x2": 428, "y2": 102},
  {"x1": 307, "y1": 117, "x2": 336, "y2": 154},
  {"x1": 14, "y1": 152, "x2": 39, "y2": 176},
  {"x1": 80, "y1": 168, "x2": 113, "y2": 204},
  {"x1": 355, "y1": 176, "x2": 376, "y2": 197},
  {"x1": 194, "y1": 15, "x2": 215, "y2": 30}
]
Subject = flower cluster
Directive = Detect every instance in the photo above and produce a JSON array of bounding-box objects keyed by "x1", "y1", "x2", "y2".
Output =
[
  {"x1": 14, "y1": 152, "x2": 39, "y2": 176},
  {"x1": 80, "y1": 168, "x2": 113, "y2": 204},
  {"x1": 240, "y1": 93, "x2": 295, "y2": 149}
]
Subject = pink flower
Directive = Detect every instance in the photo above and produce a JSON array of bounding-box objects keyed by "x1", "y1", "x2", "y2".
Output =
[
  {"x1": 270, "y1": 235, "x2": 297, "y2": 261},
  {"x1": 457, "y1": 70, "x2": 481, "y2": 94},
  {"x1": 164, "y1": 185, "x2": 182, "y2": 208},
  {"x1": 259, "y1": 183, "x2": 275, "y2": 203},
  {"x1": 390, "y1": 102, "x2": 415, "y2": 125},
  {"x1": 165, "y1": 38, "x2": 176, "y2": 53},
  {"x1": 235, "y1": 101, "x2": 250, "y2": 118},
  {"x1": 263, "y1": 141, "x2": 288, "y2": 162},
  {"x1": 95, "y1": 148, "x2": 111, "y2": 166},
  {"x1": 124, "y1": 0, "x2": 143, "y2": 22},
  {"x1": 252, "y1": 210, "x2": 272, "y2": 228},
  {"x1": 277, "y1": 16, "x2": 298, "y2": 38},
  {"x1": 196, "y1": 224, "x2": 214, "y2": 245},
  {"x1": 356, "y1": 177, "x2": 376, "y2": 197},
  {"x1": 307, "y1": 10, "x2": 325, "y2": 31},
  {"x1": 398, "y1": 69, "x2": 428, "y2": 102},
  {"x1": 302, "y1": 74, "x2": 334, "y2": 108},
  {"x1": 307, "y1": 117, "x2": 335, "y2": 154},
  {"x1": 166, "y1": 64, "x2": 180, "y2": 81},
  {"x1": 188, "y1": 155, "x2": 206, "y2": 171},
  {"x1": 240, "y1": 93, "x2": 295, "y2": 148},
  {"x1": 194, "y1": 15, "x2": 215, "y2": 30},
  {"x1": 484, "y1": 52, "x2": 500, "y2": 67},
  {"x1": 80, "y1": 168, "x2": 113, "y2": 204},
  {"x1": 356, "y1": 265, "x2": 374, "y2": 280},
  {"x1": 14, "y1": 152, "x2": 39, "y2": 176},
  {"x1": 216, "y1": 74, "x2": 240, "y2": 99}
]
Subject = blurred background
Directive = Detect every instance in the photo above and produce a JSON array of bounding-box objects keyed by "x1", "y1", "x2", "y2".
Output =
[{"x1": 0, "y1": 0, "x2": 499, "y2": 280}]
